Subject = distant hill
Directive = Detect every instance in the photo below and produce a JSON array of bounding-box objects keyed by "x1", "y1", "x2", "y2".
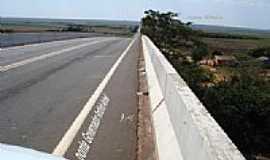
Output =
[{"x1": 192, "y1": 24, "x2": 270, "y2": 38}]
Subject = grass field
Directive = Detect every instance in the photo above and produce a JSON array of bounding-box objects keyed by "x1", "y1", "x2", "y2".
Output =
[
  {"x1": 193, "y1": 24, "x2": 270, "y2": 38},
  {"x1": 202, "y1": 37, "x2": 270, "y2": 54}
]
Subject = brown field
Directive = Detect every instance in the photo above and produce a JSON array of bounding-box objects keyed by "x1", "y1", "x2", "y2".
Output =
[{"x1": 202, "y1": 37, "x2": 270, "y2": 54}]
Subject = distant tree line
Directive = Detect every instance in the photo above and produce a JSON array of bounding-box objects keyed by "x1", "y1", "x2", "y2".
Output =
[{"x1": 0, "y1": 28, "x2": 14, "y2": 33}]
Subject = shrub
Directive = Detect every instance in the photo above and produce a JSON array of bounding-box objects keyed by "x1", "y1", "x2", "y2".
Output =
[
  {"x1": 192, "y1": 44, "x2": 209, "y2": 61},
  {"x1": 248, "y1": 47, "x2": 270, "y2": 58},
  {"x1": 201, "y1": 70, "x2": 270, "y2": 159}
]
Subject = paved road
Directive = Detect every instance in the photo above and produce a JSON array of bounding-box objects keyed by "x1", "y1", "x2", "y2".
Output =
[
  {"x1": 0, "y1": 36, "x2": 139, "y2": 160},
  {"x1": 0, "y1": 32, "x2": 103, "y2": 48}
]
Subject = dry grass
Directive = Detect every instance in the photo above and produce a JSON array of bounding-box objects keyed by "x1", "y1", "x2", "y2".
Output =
[{"x1": 202, "y1": 37, "x2": 270, "y2": 54}]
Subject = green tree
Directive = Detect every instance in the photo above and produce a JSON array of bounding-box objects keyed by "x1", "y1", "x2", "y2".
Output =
[
  {"x1": 141, "y1": 10, "x2": 195, "y2": 51},
  {"x1": 192, "y1": 43, "x2": 209, "y2": 61},
  {"x1": 202, "y1": 68, "x2": 270, "y2": 159}
]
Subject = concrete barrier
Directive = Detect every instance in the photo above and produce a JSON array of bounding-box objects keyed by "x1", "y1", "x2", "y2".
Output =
[{"x1": 142, "y1": 35, "x2": 246, "y2": 160}]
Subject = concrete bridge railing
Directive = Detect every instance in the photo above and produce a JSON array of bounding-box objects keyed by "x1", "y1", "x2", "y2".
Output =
[{"x1": 142, "y1": 35, "x2": 246, "y2": 160}]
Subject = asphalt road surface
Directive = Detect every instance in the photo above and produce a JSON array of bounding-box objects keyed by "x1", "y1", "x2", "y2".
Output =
[
  {"x1": 0, "y1": 36, "x2": 139, "y2": 160},
  {"x1": 0, "y1": 32, "x2": 103, "y2": 48}
]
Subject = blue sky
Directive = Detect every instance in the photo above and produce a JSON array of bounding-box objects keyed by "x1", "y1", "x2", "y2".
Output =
[{"x1": 0, "y1": 0, "x2": 269, "y2": 29}]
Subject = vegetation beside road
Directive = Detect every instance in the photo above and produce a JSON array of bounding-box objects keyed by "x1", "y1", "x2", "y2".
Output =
[{"x1": 141, "y1": 10, "x2": 270, "y2": 160}]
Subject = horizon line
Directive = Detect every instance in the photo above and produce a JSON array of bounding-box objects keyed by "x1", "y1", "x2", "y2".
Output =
[
  {"x1": 0, "y1": 15, "x2": 140, "y2": 22},
  {"x1": 1, "y1": 15, "x2": 269, "y2": 31}
]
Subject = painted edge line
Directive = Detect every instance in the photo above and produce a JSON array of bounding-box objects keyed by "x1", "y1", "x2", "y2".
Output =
[{"x1": 52, "y1": 36, "x2": 137, "y2": 156}]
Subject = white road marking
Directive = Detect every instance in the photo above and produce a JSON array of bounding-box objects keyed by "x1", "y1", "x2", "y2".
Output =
[
  {"x1": 0, "y1": 38, "x2": 114, "y2": 72},
  {"x1": 75, "y1": 94, "x2": 110, "y2": 160},
  {"x1": 120, "y1": 113, "x2": 125, "y2": 122},
  {"x1": 94, "y1": 55, "x2": 115, "y2": 58},
  {"x1": 119, "y1": 113, "x2": 134, "y2": 123},
  {"x1": 52, "y1": 36, "x2": 136, "y2": 156},
  {"x1": 126, "y1": 114, "x2": 135, "y2": 122},
  {"x1": 0, "y1": 37, "x2": 99, "y2": 51}
]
